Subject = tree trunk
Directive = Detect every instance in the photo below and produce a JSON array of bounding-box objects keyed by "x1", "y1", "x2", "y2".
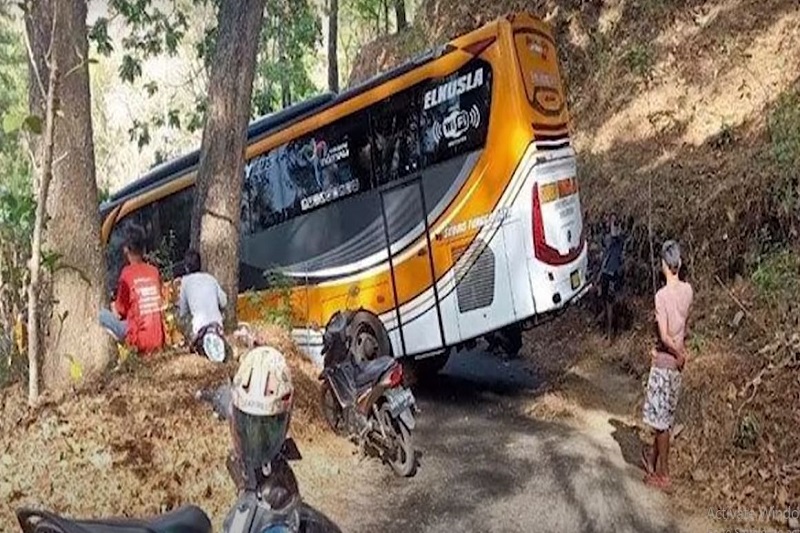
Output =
[
  {"x1": 383, "y1": 0, "x2": 389, "y2": 34},
  {"x1": 26, "y1": 33, "x2": 58, "y2": 405},
  {"x1": 190, "y1": 0, "x2": 266, "y2": 328},
  {"x1": 26, "y1": 0, "x2": 110, "y2": 394},
  {"x1": 327, "y1": 0, "x2": 339, "y2": 93},
  {"x1": 394, "y1": 0, "x2": 407, "y2": 31}
]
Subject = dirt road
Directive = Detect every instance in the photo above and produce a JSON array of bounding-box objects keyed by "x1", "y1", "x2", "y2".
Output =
[{"x1": 326, "y1": 349, "x2": 704, "y2": 533}]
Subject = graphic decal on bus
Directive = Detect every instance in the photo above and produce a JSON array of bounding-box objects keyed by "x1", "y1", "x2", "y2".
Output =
[
  {"x1": 423, "y1": 67, "x2": 485, "y2": 110},
  {"x1": 421, "y1": 63, "x2": 492, "y2": 167},
  {"x1": 432, "y1": 105, "x2": 482, "y2": 149}
]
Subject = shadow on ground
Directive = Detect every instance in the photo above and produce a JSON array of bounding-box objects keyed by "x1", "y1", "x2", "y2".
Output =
[
  {"x1": 610, "y1": 418, "x2": 647, "y2": 471},
  {"x1": 340, "y1": 349, "x2": 682, "y2": 533}
]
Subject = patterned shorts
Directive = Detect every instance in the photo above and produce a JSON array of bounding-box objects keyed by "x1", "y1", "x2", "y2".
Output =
[{"x1": 642, "y1": 366, "x2": 682, "y2": 431}]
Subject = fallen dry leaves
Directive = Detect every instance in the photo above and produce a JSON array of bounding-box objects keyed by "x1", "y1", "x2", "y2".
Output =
[{"x1": 0, "y1": 325, "x2": 344, "y2": 529}]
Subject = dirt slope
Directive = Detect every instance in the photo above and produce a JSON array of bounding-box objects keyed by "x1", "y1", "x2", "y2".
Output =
[
  {"x1": 0, "y1": 326, "x2": 354, "y2": 529},
  {"x1": 349, "y1": 0, "x2": 800, "y2": 519}
]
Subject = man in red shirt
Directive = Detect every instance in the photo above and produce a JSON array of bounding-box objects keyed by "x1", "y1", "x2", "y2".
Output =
[{"x1": 99, "y1": 227, "x2": 165, "y2": 354}]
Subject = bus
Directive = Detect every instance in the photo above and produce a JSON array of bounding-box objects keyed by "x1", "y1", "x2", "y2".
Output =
[{"x1": 99, "y1": 12, "x2": 588, "y2": 367}]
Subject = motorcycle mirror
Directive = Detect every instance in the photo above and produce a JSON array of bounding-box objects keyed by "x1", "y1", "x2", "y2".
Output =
[{"x1": 280, "y1": 438, "x2": 302, "y2": 461}]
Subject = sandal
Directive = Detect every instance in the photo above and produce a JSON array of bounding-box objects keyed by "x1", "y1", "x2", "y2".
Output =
[{"x1": 644, "y1": 473, "x2": 673, "y2": 492}]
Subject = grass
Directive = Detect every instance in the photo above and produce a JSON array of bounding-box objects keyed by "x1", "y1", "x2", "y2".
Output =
[
  {"x1": 768, "y1": 88, "x2": 800, "y2": 171},
  {"x1": 751, "y1": 249, "x2": 800, "y2": 301},
  {"x1": 624, "y1": 43, "x2": 655, "y2": 79}
]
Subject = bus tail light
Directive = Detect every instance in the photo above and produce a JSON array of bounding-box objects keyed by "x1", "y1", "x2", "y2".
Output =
[{"x1": 532, "y1": 179, "x2": 583, "y2": 266}]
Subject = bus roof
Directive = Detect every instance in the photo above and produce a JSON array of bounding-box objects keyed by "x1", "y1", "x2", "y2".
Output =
[
  {"x1": 101, "y1": 33, "x2": 470, "y2": 216},
  {"x1": 102, "y1": 92, "x2": 335, "y2": 212}
]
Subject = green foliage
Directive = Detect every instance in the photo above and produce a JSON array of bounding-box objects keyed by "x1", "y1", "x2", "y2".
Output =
[
  {"x1": 0, "y1": 9, "x2": 31, "y2": 384},
  {"x1": 145, "y1": 229, "x2": 179, "y2": 281},
  {"x1": 768, "y1": 88, "x2": 800, "y2": 171},
  {"x1": 734, "y1": 413, "x2": 759, "y2": 450},
  {"x1": 262, "y1": 270, "x2": 294, "y2": 329},
  {"x1": 687, "y1": 331, "x2": 709, "y2": 355},
  {"x1": 89, "y1": 1, "x2": 189, "y2": 82},
  {"x1": 623, "y1": 43, "x2": 654, "y2": 79},
  {"x1": 751, "y1": 249, "x2": 800, "y2": 302},
  {"x1": 348, "y1": 0, "x2": 389, "y2": 34},
  {"x1": 252, "y1": 0, "x2": 322, "y2": 115}
]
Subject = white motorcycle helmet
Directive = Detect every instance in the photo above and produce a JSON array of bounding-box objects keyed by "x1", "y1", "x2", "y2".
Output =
[{"x1": 230, "y1": 345, "x2": 294, "y2": 486}]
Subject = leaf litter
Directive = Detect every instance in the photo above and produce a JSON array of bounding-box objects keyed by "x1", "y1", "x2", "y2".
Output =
[{"x1": 0, "y1": 325, "x2": 354, "y2": 529}]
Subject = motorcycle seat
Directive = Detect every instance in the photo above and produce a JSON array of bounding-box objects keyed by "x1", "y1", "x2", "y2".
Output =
[
  {"x1": 16, "y1": 505, "x2": 212, "y2": 533},
  {"x1": 355, "y1": 356, "x2": 396, "y2": 388}
]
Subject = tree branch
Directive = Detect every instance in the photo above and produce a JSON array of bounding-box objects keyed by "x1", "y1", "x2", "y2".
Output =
[{"x1": 22, "y1": 16, "x2": 46, "y2": 103}]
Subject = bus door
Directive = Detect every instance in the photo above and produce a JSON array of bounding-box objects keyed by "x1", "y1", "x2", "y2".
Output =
[{"x1": 379, "y1": 178, "x2": 446, "y2": 356}]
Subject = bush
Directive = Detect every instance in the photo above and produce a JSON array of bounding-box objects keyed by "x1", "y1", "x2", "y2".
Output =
[
  {"x1": 769, "y1": 88, "x2": 800, "y2": 171},
  {"x1": 0, "y1": 181, "x2": 33, "y2": 385},
  {"x1": 261, "y1": 271, "x2": 294, "y2": 329},
  {"x1": 752, "y1": 249, "x2": 800, "y2": 298}
]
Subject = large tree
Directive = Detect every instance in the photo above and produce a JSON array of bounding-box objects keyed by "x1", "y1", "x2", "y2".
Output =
[
  {"x1": 25, "y1": 0, "x2": 109, "y2": 394},
  {"x1": 394, "y1": 0, "x2": 407, "y2": 31},
  {"x1": 190, "y1": 0, "x2": 266, "y2": 326},
  {"x1": 328, "y1": 0, "x2": 339, "y2": 92}
]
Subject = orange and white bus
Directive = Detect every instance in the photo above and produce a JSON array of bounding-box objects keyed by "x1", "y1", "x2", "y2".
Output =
[{"x1": 100, "y1": 12, "x2": 588, "y2": 366}]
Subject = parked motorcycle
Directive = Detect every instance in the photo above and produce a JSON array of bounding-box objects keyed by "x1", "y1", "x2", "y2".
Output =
[{"x1": 319, "y1": 310, "x2": 418, "y2": 477}]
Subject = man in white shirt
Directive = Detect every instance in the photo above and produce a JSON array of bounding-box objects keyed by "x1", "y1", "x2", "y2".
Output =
[{"x1": 178, "y1": 249, "x2": 228, "y2": 356}]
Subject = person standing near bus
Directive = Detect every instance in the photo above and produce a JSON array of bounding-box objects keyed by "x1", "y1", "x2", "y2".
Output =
[
  {"x1": 99, "y1": 226, "x2": 165, "y2": 354},
  {"x1": 641, "y1": 240, "x2": 693, "y2": 491},
  {"x1": 599, "y1": 213, "x2": 626, "y2": 342}
]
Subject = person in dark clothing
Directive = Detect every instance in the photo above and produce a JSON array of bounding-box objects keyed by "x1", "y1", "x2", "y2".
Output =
[{"x1": 599, "y1": 213, "x2": 626, "y2": 342}]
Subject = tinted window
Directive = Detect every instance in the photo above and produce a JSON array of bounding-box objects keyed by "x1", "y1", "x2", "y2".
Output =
[
  {"x1": 105, "y1": 186, "x2": 194, "y2": 290},
  {"x1": 243, "y1": 112, "x2": 373, "y2": 233},
  {"x1": 371, "y1": 88, "x2": 421, "y2": 185},
  {"x1": 153, "y1": 187, "x2": 193, "y2": 273},
  {"x1": 244, "y1": 149, "x2": 292, "y2": 232},
  {"x1": 420, "y1": 60, "x2": 492, "y2": 167}
]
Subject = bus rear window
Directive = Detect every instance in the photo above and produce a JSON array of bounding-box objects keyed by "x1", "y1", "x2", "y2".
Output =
[{"x1": 513, "y1": 28, "x2": 566, "y2": 118}]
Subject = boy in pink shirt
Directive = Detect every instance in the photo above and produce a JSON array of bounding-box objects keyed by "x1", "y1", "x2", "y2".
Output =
[{"x1": 642, "y1": 240, "x2": 693, "y2": 490}]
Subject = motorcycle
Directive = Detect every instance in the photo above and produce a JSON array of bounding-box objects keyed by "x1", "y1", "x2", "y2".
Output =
[{"x1": 318, "y1": 310, "x2": 418, "y2": 477}]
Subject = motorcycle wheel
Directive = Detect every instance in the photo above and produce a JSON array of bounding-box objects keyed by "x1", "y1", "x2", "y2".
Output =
[
  {"x1": 320, "y1": 383, "x2": 347, "y2": 436},
  {"x1": 347, "y1": 311, "x2": 391, "y2": 363},
  {"x1": 380, "y1": 404, "x2": 416, "y2": 477}
]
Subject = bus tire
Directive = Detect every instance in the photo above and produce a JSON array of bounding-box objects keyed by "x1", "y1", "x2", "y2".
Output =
[{"x1": 346, "y1": 310, "x2": 391, "y2": 363}]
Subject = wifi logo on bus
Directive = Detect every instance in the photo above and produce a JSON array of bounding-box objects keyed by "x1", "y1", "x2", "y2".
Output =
[{"x1": 432, "y1": 105, "x2": 482, "y2": 144}]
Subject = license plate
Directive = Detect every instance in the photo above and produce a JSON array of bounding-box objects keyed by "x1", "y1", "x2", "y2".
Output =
[
  {"x1": 570, "y1": 270, "x2": 581, "y2": 290},
  {"x1": 386, "y1": 388, "x2": 414, "y2": 416}
]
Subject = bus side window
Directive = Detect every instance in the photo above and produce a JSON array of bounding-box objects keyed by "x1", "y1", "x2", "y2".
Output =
[
  {"x1": 283, "y1": 111, "x2": 373, "y2": 218},
  {"x1": 370, "y1": 87, "x2": 421, "y2": 186},
  {"x1": 105, "y1": 211, "x2": 146, "y2": 294},
  {"x1": 152, "y1": 186, "x2": 193, "y2": 277},
  {"x1": 245, "y1": 149, "x2": 289, "y2": 233}
]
